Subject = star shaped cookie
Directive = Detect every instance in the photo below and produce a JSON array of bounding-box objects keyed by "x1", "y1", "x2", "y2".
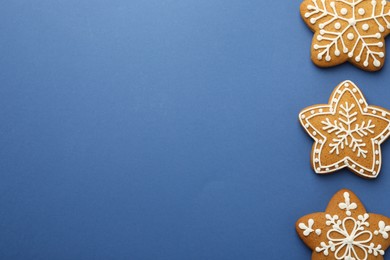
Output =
[
  {"x1": 296, "y1": 189, "x2": 390, "y2": 260},
  {"x1": 299, "y1": 80, "x2": 390, "y2": 178},
  {"x1": 300, "y1": 0, "x2": 390, "y2": 71}
]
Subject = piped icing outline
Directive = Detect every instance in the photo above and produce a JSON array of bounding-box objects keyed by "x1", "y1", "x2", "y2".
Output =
[{"x1": 299, "y1": 80, "x2": 390, "y2": 178}]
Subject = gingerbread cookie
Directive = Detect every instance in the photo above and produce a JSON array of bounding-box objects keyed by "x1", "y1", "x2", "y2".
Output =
[
  {"x1": 300, "y1": 0, "x2": 390, "y2": 71},
  {"x1": 296, "y1": 189, "x2": 390, "y2": 259},
  {"x1": 299, "y1": 80, "x2": 390, "y2": 178}
]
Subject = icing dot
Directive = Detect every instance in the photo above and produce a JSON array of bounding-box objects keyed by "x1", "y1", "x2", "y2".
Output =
[
  {"x1": 317, "y1": 35, "x2": 323, "y2": 41},
  {"x1": 375, "y1": 140, "x2": 379, "y2": 144},
  {"x1": 326, "y1": 168, "x2": 329, "y2": 171},
  {"x1": 359, "y1": 99, "x2": 364, "y2": 104},
  {"x1": 341, "y1": 8, "x2": 348, "y2": 15},
  {"x1": 325, "y1": 55, "x2": 331, "y2": 62},
  {"x1": 347, "y1": 33, "x2": 354, "y2": 40},
  {"x1": 319, "y1": 140, "x2": 323, "y2": 144},
  {"x1": 317, "y1": 54, "x2": 323, "y2": 60},
  {"x1": 329, "y1": 108, "x2": 333, "y2": 112},
  {"x1": 379, "y1": 26, "x2": 385, "y2": 32},
  {"x1": 379, "y1": 52, "x2": 385, "y2": 58},
  {"x1": 355, "y1": 56, "x2": 361, "y2": 62},
  {"x1": 319, "y1": 109, "x2": 323, "y2": 113},
  {"x1": 314, "y1": 44, "x2": 319, "y2": 50},
  {"x1": 373, "y1": 171, "x2": 377, "y2": 175},
  {"x1": 311, "y1": 110, "x2": 315, "y2": 115},
  {"x1": 352, "y1": 88, "x2": 357, "y2": 93},
  {"x1": 343, "y1": 47, "x2": 349, "y2": 53},
  {"x1": 314, "y1": 158, "x2": 320, "y2": 163},
  {"x1": 360, "y1": 169, "x2": 364, "y2": 173},
  {"x1": 364, "y1": 108, "x2": 368, "y2": 112},
  {"x1": 334, "y1": 22, "x2": 341, "y2": 30},
  {"x1": 305, "y1": 123, "x2": 309, "y2": 128},
  {"x1": 352, "y1": 164, "x2": 356, "y2": 168},
  {"x1": 334, "y1": 50, "x2": 340, "y2": 56},
  {"x1": 376, "y1": 160, "x2": 380, "y2": 165},
  {"x1": 362, "y1": 24, "x2": 369, "y2": 31},
  {"x1": 382, "y1": 111, "x2": 387, "y2": 116},
  {"x1": 358, "y1": 8, "x2": 365, "y2": 15},
  {"x1": 364, "y1": 61, "x2": 369, "y2": 67},
  {"x1": 335, "y1": 164, "x2": 339, "y2": 168},
  {"x1": 376, "y1": 150, "x2": 380, "y2": 155},
  {"x1": 315, "y1": 149, "x2": 320, "y2": 153},
  {"x1": 317, "y1": 167, "x2": 321, "y2": 171},
  {"x1": 310, "y1": 18, "x2": 316, "y2": 24},
  {"x1": 344, "y1": 159, "x2": 349, "y2": 165},
  {"x1": 345, "y1": 83, "x2": 349, "y2": 87},
  {"x1": 374, "y1": 59, "x2": 381, "y2": 67},
  {"x1": 379, "y1": 42, "x2": 384, "y2": 47},
  {"x1": 373, "y1": 110, "x2": 377, "y2": 114},
  {"x1": 348, "y1": 52, "x2": 354, "y2": 58},
  {"x1": 301, "y1": 114, "x2": 306, "y2": 119},
  {"x1": 305, "y1": 12, "x2": 310, "y2": 18},
  {"x1": 313, "y1": 131, "x2": 317, "y2": 136},
  {"x1": 376, "y1": 33, "x2": 381, "y2": 39}
]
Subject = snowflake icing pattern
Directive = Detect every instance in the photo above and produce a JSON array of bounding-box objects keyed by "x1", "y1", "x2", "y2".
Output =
[
  {"x1": 297, "y1": 190, "x2": 390, "y2": 260},
  {"x1": 316, "y1": 214, "x2": 384, "y2": 259},
  {"x1": 299, "y1": 81, "x2": 390, "y2": 178},
  {"x1": 301, "y1": 0, "x2": 390, "y2": 71},
  {"x1": 321, "y1": 102, "x2": 375, "y2": 158}
]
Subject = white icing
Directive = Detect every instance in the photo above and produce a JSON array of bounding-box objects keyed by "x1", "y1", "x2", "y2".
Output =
[
  {"x1": 374, "y1": 220, "x2": 390, "y2": 238},
  {"x1": 299, "y1": 80, "x2": 390, "y2": 178},
  {"x1": 304, "y1": 0, "x2": 390, "y2": 68},
  {"x1": 338, "y1": 192, "x2": 358, "y2": 216},
  {"x1": 299, "y1": 219, "x2": 322, "y2": 236},
  {"x1": 315, "y1": 214, "x2": 385, "y2": 259},
  {"x1": 321, "y1": 102, "x2": 375, "y2": 158}
]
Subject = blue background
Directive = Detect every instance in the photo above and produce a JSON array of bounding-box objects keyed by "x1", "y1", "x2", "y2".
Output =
[{"x1": 1, "y1": 0, "x2": 390, "y2": 259}]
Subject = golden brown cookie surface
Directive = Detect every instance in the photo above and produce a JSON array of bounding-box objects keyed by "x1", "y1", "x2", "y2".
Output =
[
  {"x1": 299, "y1": 80, "x2": 390, "y2": 178},
  {"x1": 300, "y1": 0, "x2": 390, "y2": 71},
  {"x1": 296, "y1": 189, "x2": 390, "y2": 259}
]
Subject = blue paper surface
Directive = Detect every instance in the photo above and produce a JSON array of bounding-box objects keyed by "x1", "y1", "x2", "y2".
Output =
[{"x1": 1, "y1": 0, "x2": 390, "y2": 259}]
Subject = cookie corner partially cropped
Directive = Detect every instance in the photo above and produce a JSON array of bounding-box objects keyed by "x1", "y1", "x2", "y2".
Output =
[{"x1": 300, "y1": 0, "x2": 390, "y2": 71}]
